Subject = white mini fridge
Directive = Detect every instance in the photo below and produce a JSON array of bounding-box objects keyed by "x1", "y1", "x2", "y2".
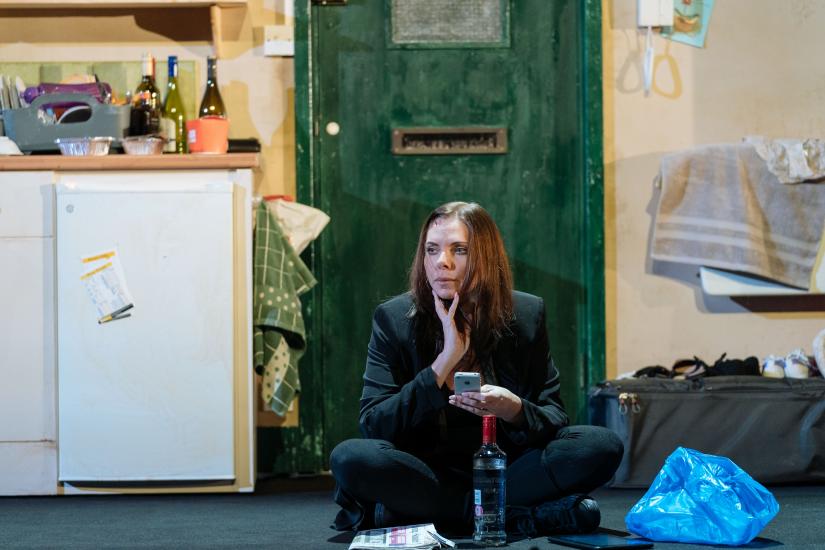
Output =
[{"x1": 56, "y1": 173, "x2": 235, "y2": 482}]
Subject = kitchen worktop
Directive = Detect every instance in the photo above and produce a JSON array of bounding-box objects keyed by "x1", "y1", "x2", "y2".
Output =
[{"x1": 0, "y1": 153, "x2": 259, "y2": 171}]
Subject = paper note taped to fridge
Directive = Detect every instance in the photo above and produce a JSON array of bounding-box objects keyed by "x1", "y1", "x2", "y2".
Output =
[{"x1": 80, "y1": 248, "x2": 134, "y2": 321}]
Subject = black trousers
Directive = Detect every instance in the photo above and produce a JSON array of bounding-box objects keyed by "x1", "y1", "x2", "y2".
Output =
[{"x1": 330, "y1": 425, "x2": 623, "y2": 531}]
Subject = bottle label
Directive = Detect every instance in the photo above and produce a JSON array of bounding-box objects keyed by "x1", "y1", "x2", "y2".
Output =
[
  {"x1": 162, "y1": 118, "x2": 176, "y2": 153},
  {"x1": 129, "y1": 106, "x2": 160, "y2": 137},
  {"x1": 473, "y1": 466, "x2": 506, "y2": 537},
  {"x1": 147, "y1": 112, "x2": 160, "y2": 136}
]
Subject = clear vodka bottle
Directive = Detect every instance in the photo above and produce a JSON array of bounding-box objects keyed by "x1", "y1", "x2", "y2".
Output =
[{"x1": 473, "y1": 414, "x2": 507, "y2": 546}]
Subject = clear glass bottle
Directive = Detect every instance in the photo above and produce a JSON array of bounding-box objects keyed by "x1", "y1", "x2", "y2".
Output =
[
  {"x1": 198, "y1": 57, "x2": 226, "y2": 118},
  {"x1": 162, "y1": 55, "x2": 187, "y2": 153},
  {"x1": 473, "y1": 415, "x2": 507, "y2": 546},
  {"x1": 129, "y1": 53, "x2": 161, "y2": 137}
]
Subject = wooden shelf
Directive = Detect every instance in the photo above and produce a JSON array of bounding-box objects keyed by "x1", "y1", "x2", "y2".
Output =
[
  {"x1": 0, "y1": 0, "x2": 247, "y2": 57},
  {"x1": 0, "y1": 0, "x2": 246, "y2": 7},
  {"x1": 700, "y1": 267, "x2": 823, "y2": 297},
  {"x1": 0, "y1": 153, "x2": 259, "y2": 172}
]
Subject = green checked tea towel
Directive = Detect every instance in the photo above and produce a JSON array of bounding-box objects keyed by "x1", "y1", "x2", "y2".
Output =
[{"x1": 253, "y1": 201, "x2": 317, "y2": 416}]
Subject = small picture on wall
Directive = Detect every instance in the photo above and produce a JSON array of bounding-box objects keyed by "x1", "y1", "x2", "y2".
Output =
[{"x1": 662, "y1": 0, "x2": 715, "y2": 48}]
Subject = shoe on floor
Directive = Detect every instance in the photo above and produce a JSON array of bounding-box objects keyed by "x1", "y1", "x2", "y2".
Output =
[
  {"x1": 671, "y1": 356, "x2": 708, "y2": 379},
  {"x1": 506, "y1": 494, "x2": 600, "y2": 538},
  {"x1": 785, "y1": 349, "x2": 811, "y2": 379},
  {"x1": 708, "y1": 353, "x2": 761, "y2": 376},
  {"x1": 374, "y1": 502, "x2": 413, "y2": 528},
  {"x1": 761, "y1": 355, "x2": 786, "y2": 378}
]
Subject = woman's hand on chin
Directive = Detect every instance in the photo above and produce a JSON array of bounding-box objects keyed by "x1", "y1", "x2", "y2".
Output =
[
  {"x1": 449, "y1": 385, "x2": 525, "y2": 425},
  {"x1": 431, "y1": 290, "x2": 470, "y2": 387}
]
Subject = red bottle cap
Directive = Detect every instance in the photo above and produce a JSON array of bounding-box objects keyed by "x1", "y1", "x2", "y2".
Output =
[{"x1": 482, "y1": 414, "x2": 496, "y2": 444}]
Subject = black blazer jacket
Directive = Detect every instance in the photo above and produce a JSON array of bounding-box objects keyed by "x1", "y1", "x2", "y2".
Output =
[{"x1": 358, "y1": 291, "x2": 569, "y2": 461}]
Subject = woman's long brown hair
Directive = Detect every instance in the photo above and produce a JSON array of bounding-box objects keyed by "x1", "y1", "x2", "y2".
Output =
[{"x1": 409, "y1": 202, "x2": 514, "y2": 366}]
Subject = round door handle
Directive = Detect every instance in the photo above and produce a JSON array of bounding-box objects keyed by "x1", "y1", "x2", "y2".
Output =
[{"x1": 325, "y1": 121, "x2": 340, "y2": 136}]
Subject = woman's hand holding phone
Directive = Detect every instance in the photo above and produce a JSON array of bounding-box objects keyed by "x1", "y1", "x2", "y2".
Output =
[{"x1": 449, "y1": 384, "x2": 524, "y2": 425}]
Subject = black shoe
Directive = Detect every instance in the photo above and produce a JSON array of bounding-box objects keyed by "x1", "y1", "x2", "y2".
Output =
[
  {"x1": 506, "y1": 494, "x2": 601, "y2": 537},
  {"x1": 374, "y1": 502, "x2": 413, "y2": 528}
]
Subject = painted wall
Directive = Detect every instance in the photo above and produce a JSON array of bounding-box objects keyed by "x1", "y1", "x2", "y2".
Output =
[
  {"x1": 5, "y1": 1, "x2": 823, "y2": 382},
  {"x1": 0, "y1": 0, "x2": 295, "y2": 197},
  {"x1": 603, "y1": 0, "x2": 825, "y2": 378}
]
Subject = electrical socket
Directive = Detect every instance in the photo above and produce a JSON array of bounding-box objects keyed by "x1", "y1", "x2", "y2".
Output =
[{"x1": 637, "y1": 0, "x2": 674, "y2": 27}]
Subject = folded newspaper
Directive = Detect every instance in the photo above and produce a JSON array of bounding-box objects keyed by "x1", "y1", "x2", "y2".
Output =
[{"x1": 348, "y1": 524, "x2": 455, "y2": 550}]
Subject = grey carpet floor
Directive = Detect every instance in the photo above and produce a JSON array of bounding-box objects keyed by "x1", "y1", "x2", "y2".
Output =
[{"x1": 0, "y1": 480, "x2": 821, "y2": 549}]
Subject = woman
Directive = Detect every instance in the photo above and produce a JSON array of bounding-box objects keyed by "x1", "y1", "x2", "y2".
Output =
[{"x1": 330, "y1": 202, "x2": 623, "y2": 536}]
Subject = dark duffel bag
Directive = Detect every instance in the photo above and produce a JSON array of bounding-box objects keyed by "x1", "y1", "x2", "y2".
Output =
[{"x1": 588, "y1": 375, "x2": 825, "y2": 488}]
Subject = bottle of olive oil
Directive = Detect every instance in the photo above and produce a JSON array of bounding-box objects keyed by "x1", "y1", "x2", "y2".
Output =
[
  {"x1": 198, "y1": 57, "x2": 226, "y2": 118},
  {"x1": 162, "y1": 55, "x2": 187, "y2": 153}
]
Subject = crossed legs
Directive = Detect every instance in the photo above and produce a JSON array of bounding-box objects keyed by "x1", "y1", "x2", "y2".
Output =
[{"x1": 330, "y1": 425, "x2": 623, "y2": 531}]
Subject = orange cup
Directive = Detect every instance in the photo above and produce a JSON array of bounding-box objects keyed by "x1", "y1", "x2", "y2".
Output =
[{"x1": 186, "y1": 116, "x2": 229, "y2": 154}]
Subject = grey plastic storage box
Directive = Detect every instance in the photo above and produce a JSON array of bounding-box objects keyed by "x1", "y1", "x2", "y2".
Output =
[{"x1": 3, "y1": 93, "x2": 129, "y2": 153}]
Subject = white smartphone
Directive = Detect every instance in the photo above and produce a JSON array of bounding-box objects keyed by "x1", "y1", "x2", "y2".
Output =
[{"x1": 454, "y1": 372, "x2": 481, "y2": 395}]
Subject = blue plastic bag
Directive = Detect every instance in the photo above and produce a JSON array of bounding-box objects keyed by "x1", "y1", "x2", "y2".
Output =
[{"x1": 625, "y1": 447, "x2": 779, "y2": 546}]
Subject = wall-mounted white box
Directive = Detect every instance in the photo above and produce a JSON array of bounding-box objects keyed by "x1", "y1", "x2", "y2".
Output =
[
  {"x1": 637, "y1": 0, "x2": 674, "y2": 27},
  {"x1": 264, "y1": 25, "x2": 294, "y2": 57}
]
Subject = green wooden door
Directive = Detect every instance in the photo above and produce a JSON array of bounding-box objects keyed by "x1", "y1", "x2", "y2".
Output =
[{"x1": 265, "y1": 0, "x2": 604, "y2": 475}]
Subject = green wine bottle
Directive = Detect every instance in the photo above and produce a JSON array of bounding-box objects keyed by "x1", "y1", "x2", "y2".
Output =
[
  {"x1": 198, "y1": 57, "x2": 226, "y2": 118},
  {"x1": 162, "y1": 55, "x2": 187, "y2": 154},
  {"x1": 129, "y1": 53, "x2": 161, "y2": 137}
]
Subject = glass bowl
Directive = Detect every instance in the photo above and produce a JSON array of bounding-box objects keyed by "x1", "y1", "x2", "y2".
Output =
[
  {"x1": 54, "y1": 136, "x2": 113, "y2": 156},
  {"x1": 122, "y1": 136, "x2": 165, "y2": 155}
]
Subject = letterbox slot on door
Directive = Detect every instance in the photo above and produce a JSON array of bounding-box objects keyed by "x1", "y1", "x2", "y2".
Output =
[{"x1": 391, "y1": 127, "x2": 507, "y2": 155}]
